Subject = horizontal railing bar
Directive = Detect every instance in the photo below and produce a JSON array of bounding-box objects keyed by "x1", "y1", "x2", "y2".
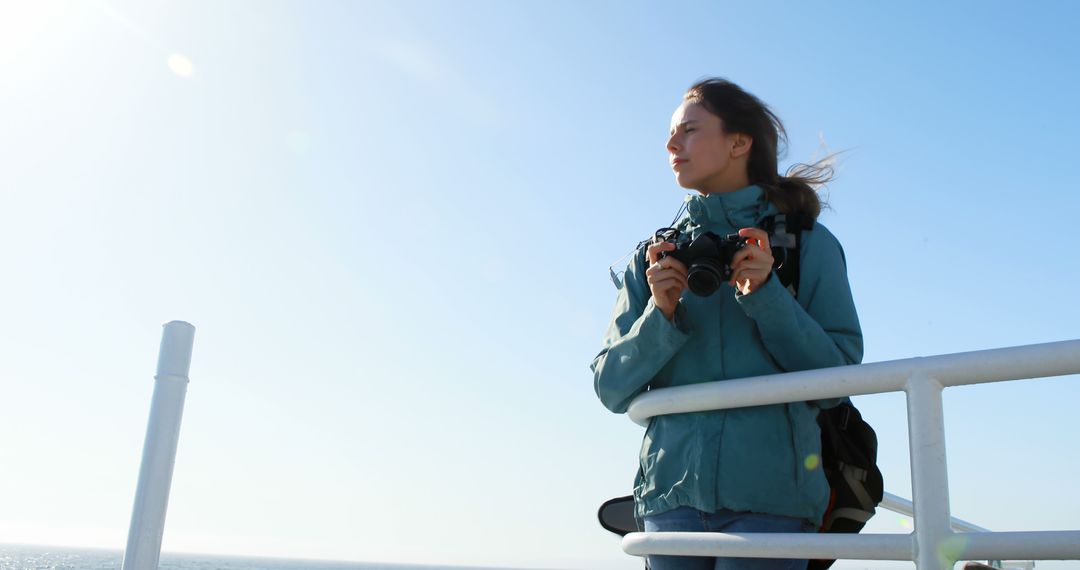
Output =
[
  {"x1": 621, "y1": 531, "x2": 913, "y2": 560},
  {"x1": 626, "y1": 339, "x2": 1080, "y2": 426},
  {"x1": 952, "y1": 531, "x2": 1080, "y2": 560},
  {"x1": 621, "y1": 530, "x2": 1080, "y2": 562},
  {"x1": 881, "y1": 492, "x2": 989, "y2": 533}
]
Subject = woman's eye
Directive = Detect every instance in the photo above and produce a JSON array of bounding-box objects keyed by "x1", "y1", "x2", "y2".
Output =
[{"x1": 685, "y1": 128, "x2": 695, "y2": 133}]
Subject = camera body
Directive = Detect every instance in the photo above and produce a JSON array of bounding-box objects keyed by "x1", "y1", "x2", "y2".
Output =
[{"x1": 658, "y1": 231, "x2": 748, "y2": 296}]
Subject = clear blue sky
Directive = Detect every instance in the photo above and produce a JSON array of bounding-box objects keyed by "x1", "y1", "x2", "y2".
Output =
[{"x1": 1, "y1": 1, "x2": 1079, "y2": 569}]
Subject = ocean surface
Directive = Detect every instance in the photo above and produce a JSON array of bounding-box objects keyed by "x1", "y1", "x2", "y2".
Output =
[{"x1": 0, "y1": 545, "x2": 545, "y2": 570}]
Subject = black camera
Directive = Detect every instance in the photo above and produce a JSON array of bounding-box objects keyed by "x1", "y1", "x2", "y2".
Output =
[{"x1": 656, "y1": 229, "x2": 748, "y2": 296}]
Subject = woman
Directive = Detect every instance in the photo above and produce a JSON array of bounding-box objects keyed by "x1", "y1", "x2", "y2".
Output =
[{"x1": 591, "y1": 78, "x2": 863, "y2": 570}]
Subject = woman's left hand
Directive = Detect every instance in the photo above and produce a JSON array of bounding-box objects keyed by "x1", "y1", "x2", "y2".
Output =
[{"x1": 729, "y1": 228, "x2": 774, "y2": 296}]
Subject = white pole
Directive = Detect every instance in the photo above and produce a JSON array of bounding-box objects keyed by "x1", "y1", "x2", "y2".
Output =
[
  {"x1": 121, "y1": 321, "x2": 195, "y2": 570},
  {"x1": 906, "y1": 373, "x2": 953, "y2": 569},
  {"x1": 622, "y1": 532, "x2": 914, "y2": 560}
]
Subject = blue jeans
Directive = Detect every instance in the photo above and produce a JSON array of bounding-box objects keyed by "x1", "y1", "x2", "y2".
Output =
[{"x1": 643, "y1": 507, "x2": 815, "y2": 570}]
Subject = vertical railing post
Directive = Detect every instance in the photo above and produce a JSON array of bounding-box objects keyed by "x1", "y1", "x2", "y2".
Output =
[
  {"x1": 121, "y1": 321, "x2": 195, "y2": 570},
  {"x1": 906, "y1": 372, "x2": 953, "y2": 569}
]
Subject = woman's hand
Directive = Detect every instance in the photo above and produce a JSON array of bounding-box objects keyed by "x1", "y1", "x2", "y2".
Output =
[
  {"x1": 645, "y1": 241, "x2": 688, "y2": 321},
  {"x1": 729, "y1": 228, "x2": 775, "y2": 296}
]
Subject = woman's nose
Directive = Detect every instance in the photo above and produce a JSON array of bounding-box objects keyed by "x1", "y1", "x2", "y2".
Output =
[{"x1": 667, "y1": 134, "x2": 680, "y2": 153}]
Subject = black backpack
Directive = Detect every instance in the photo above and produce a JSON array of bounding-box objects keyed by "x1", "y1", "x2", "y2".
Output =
[
  {"x1": 809, "y1": 400, "x2": 884, "y2": 569},
  {"x1": 598, "y1": 214, "x2": 884, "y2": 569}
]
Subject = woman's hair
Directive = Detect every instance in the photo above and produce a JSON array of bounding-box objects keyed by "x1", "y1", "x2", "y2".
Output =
[{"x1": 684, "y1": 78, "x2": 833, "y2": 221}]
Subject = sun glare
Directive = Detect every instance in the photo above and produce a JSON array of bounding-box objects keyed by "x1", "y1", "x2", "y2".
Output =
[{"x1": 167, "y1": 54, "x2": 195, "y2": 78}]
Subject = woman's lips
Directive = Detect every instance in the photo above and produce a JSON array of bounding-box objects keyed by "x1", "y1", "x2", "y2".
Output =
[{"x1": 672, "y1": 158, "x2": 687, "y2": 169}]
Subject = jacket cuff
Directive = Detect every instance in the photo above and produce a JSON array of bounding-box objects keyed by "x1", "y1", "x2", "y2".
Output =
[
  {"x1": 734, "y1": 272, "x2": 789, "y2": 319},
  {"x1": 641, "y1": 297, "x2": 691, "y2": 348}
]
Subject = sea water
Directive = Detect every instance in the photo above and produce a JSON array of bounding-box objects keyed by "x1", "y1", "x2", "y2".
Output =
[{"x1": 0, "y1": 545, "x2": 541, "y2": 570}]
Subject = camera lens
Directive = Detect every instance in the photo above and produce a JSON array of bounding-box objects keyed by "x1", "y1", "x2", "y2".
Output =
[{"x1": 687, "y1": 260, "x2": 724, "y2": 296}]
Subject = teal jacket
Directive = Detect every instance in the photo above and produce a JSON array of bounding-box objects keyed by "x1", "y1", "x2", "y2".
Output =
[{"x1": 591, "y1": 185, "x2": 863, "y2": 525}]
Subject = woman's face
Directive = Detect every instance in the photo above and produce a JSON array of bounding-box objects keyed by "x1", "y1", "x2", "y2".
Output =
[{"x1": 667, "y1": 101, "x2": 748, "y2": 194}]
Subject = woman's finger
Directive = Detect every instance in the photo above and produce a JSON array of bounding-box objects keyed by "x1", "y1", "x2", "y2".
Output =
[
  {"x1": 738, "y1": 227, "x2": 771, "y2": 251},
  {"x1": 731, "y1": 246, "x2": 773, "y2": 270},
  {"x1": 729, "y1": 266, "x2": 769, "y2": 288},
  {"x1": 646, "y1": 241, "x2": 676, "y2": 265},
  {"x1": 647, "y1": 258, "x2": 689, "y2": 279},
  {"x1": 650, "y1": 279, "x2": 688, "y2": 303},
  {"x1": 648, "y1": 271, "x2": 688, "y2": 290},
  {"x1": 732, "y1": 257, "x2": 773, "y2": 274},
  {"x1": 730, "y1": 247, "x2": 754, "y2": 267}
]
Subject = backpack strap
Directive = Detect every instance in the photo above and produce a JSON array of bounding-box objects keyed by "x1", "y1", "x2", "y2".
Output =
[{"x1": 761, "y1": 213, "x2": 813, "y2": 298}]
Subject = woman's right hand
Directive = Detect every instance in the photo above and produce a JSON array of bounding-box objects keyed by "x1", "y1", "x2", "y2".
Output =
[{"x1": 645, "y1": 241, "x2": 688, "y2": 322}]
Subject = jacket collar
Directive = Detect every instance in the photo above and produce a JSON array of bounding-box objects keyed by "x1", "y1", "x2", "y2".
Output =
[{"x1": 685, "y1": 184, "x2": 773, "y2": 230}]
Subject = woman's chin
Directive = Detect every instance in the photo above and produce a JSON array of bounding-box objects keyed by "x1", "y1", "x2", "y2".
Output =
[{"x1": 673, "y1": 173, "x2": 698, "y2": 190}]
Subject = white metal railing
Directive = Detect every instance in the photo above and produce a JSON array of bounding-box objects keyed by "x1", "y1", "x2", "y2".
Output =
[
  {"x1": 621, "y1": 339, "x2": 1080, "y2": 569},
  {"x1": 121, "y1": 321, "x2": 196, "y2": 570},
  {"x1": 877, "y1": 492, "x2": 1026, "y2": 569},
  {"x1": 881, "y1": 492, "x2": 989, "y2": 534}
]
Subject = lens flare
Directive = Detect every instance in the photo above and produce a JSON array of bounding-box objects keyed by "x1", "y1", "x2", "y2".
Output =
[
  {"x1": 803, "y1": 453, "x2": 820, "y2": 471},
  {"x1": 167, "y1": 54, "x2": 195, "y2": 78},
  {"x1": 938, "y1": 534, "x2": 971, "y2": 565}
]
